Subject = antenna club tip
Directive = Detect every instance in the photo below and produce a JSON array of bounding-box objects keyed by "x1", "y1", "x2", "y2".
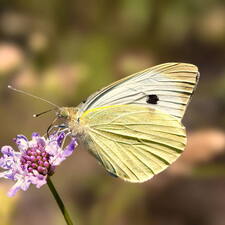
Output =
[
  {"x1": 33, "y1": 114, "x2": 37, "y2": 118},
  {"x1": 8, "y1": 85, "x2": 12, "y2": 89}
]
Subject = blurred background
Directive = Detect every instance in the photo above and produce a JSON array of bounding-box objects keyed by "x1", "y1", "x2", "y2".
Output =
[{"x1": 0, "y1": 0, "x2": 225, "y2": 224}]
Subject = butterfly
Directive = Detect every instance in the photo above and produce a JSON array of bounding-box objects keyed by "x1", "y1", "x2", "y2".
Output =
[{"x1": 9, "y1": 62, "x2": 200, "y2": 182}]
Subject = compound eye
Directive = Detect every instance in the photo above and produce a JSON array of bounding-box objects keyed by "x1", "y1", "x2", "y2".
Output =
[{"x1": 57, "y1": 111, "x2": 68, "y2": 119}]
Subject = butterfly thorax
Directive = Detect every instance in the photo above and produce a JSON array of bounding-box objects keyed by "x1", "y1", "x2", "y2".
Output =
[{"x1": 58, "y1": 107, "x2": 87, "y2": 137}]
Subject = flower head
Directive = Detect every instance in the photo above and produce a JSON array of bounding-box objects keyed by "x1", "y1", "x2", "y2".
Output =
[{"x1": 0, "y1": 132, "x2": 77, "y2": 197}]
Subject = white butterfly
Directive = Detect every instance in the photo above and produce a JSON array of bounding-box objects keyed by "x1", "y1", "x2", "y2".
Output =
[{"x1": 57, "y1": 62, "x2": 199, "y2": 182}]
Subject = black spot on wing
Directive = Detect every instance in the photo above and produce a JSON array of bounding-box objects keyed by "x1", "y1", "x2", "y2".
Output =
[{"x1": 147, "y1": 94, "x2": 159, "y2": 104}]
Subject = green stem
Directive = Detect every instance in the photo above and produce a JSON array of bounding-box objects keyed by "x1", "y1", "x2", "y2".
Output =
[{"x1": 47, "y1": 177, "x2": 74, "y2": 225}]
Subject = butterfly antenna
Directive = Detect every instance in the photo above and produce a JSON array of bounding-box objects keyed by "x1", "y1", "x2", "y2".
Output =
[
  {"x1": 33, "y1": 109, "x2": 56, "y2": 118},
  {"x1": 8, "y1": 85, "x2": 60, "y2": 109}
]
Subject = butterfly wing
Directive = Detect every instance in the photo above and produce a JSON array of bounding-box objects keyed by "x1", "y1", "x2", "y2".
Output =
[
  {"x1": 79, "y1": 63, "x2": 199, "y2": 120},
  {"x1": 79, "y1": 105, "x2": 186, "y2": 182}
]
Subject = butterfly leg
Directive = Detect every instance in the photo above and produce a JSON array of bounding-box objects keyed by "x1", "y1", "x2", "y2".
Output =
[{"x1": 47, "y1": 124, "x2": 68, "y2": 139}]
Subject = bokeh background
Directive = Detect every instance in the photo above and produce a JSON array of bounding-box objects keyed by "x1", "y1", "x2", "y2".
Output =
[{"x1": 1, "y1": 0, "x2": 225, "y2": 225}]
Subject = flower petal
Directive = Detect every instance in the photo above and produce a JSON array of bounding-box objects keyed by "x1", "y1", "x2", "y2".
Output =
[
  {"x1": 57, "y1": 132, "x2": 65, "y2": 147},
  {"x1": 45, "y1": 140, "x2": 60, "y2": 156},
  {"x1": 0, "y1": 146, "x2": 21, "y2": 170},
  {"x1": 30, "y1": 137, "x2": 46, "y2": 148},
  {"x1": 14, "y1": 135, "x2": 28, "y2": 152},
  {"x1": 50, "y1": 154, "x2": 64, "y2": 166},
  {"x1": 33, "y1": 177, "x2": 47, "y2": 188},
  {"x1": 50, "y1": 138, "x2": 77, "y2": 166},
  {"x1": 32, "y1": 132, "x2": 40, "y2": 138},
  {"x1": 7, "y1": 178, "x2": 29, "y2": 197},
  {"x1": 29, "y1": 133, "x2": 46, "y2": 149},
  {"x1": 0, "y1": 170, "x2": 14, "y2": 179},
  {"x1": 30, "y1": 171, "x2": 47, "y2": 188},
  {"x1": 1, "y1": 146, "x2": 14, "y2": 156},
  {"x1": 63, "y1": 138, "x2": 77, "y2": 157}
]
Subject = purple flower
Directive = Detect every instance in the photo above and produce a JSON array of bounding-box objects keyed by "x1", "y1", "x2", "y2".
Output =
[{"x1": 0, "y1": 132, "x2": 77, "y2": 197}]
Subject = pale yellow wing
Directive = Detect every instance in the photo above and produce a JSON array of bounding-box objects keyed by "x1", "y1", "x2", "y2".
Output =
[
  {"x1": 79, "y1": 63, "x2": 199, "y2": 121},
  {"x1": 80, "y1": 104, "x2": 186, "y2": 182}
]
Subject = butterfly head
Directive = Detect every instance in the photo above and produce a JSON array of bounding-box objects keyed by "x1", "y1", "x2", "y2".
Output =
[
  {"x1": 56, "y1": 107, "x2": 84, "y2": 137},
  {"x1": 57, "y1": 107, "x2": 78, "y2": 121}
]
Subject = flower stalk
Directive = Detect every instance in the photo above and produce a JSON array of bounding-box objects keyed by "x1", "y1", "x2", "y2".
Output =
[{"x1": 47, "y1": 177, "x2": 74, "y2": 225}]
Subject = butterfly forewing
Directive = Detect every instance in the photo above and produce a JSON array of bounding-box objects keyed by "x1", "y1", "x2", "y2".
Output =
[{"x1": 78, "y1": 63, "x2": 199, "y2": 120}]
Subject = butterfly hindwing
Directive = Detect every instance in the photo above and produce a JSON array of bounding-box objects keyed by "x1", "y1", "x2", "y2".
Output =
[{"x1": 80, "y1": 104, "x2": 186, "y2": 182}]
